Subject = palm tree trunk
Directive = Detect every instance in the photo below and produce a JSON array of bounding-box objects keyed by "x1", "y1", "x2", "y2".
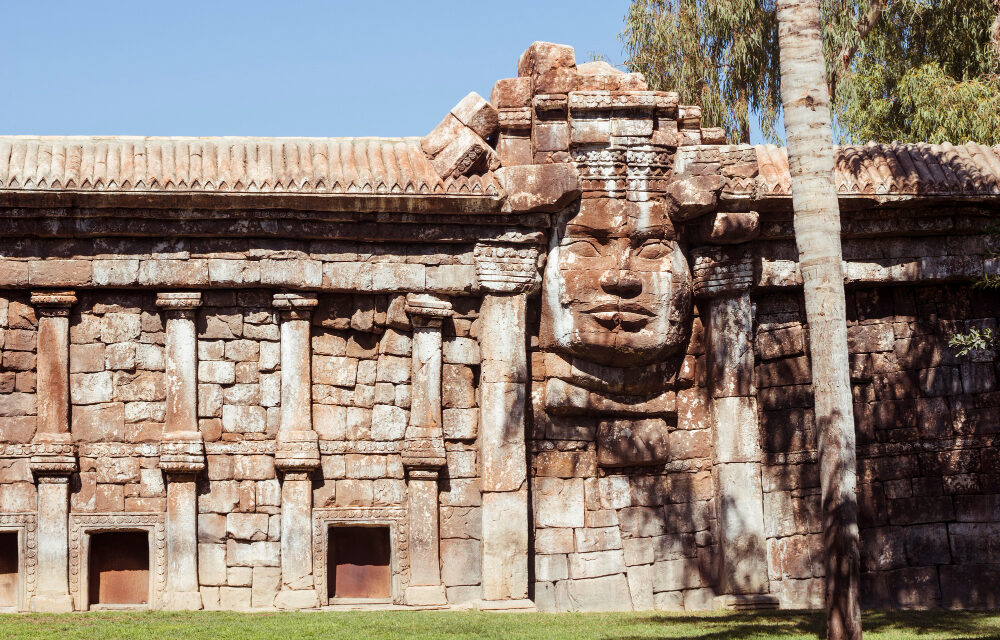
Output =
[{"x1": 776, "y1": 1, "x2": 861, "y2": 639}]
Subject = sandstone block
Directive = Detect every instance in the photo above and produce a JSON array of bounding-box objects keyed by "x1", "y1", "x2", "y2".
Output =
[
  {"x1": 219, "y1": 586, "x2": 252, "y2": 611},
  {"x1": 491, "y1": 77, "x2": 532, "y2": 108},
  {"x1": 535, "y1": 554, "x2": 568, "y2": 582},
  {"x1": 200, "y1": 360, "x2": 236, "y2": 384},
  {"x1": 441, "y1": 538, "x2": 482, "y2": 586},
  {"x1": 199, "y1": 543, "x2": 227, "y2": 586},
  {"x1": 517, "y1": 41, "x2": 576, "y2": 77},
  {"x1": 69, "y1": 343, "x2": 106, "y2": 373},
  {"x1": 70, "y1": 371, "x2": 113, "y2": 405},
  {"x1": 71, "y1": 402, "x2": 124, "y2": 441},
  {"x1": 497, "y1": 163, "x2": 580, "y2": 214},
  {"x1": 227, "y1": 540, "x2": 280, "y2": 567},
  {"x1": 222, "y1": 405, "x2": 266, "y2": 433},
  {"x1": 450, "y1": 91, "x2": 499, "y2": 141},
  {"x1": 535, "y1": 528, "x2": 575, "y2": 555},
  {"x1": 443, "y1": 408, "x2": 478, "y2": 440},
  {"x1": 568, "y1": 549, "x2": 627, "y2": 579},
  {"x1": 251, "y1": 566, "x2": 281, "y2": 608},
  {"x1": 371, "y1": 404, "x2": 406, "y2": 440},
  {"x1": 227, "y1": 513, "x2": 270, "y2": 541},
  {"x1": 533, "y1": 477, "x2": 585, "y2": 528},
  {"x1": 563, "y1": 574, "x2": 632, "y2": 612}
]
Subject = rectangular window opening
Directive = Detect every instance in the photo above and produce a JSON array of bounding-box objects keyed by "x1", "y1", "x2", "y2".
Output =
[
  {"x1": 88, "y1": 531, "x2": 149, "y2": 606},
  {"x1": 328, "y1": 525, "x2": 391, "y2": 601},
  {"x1": 0, "y1": 531, "x2": 17, "y2": 608}
]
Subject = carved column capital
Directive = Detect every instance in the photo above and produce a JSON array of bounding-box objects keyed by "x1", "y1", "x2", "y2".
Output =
[
  {"x1": 404, "y1": 293, "x2": 452, "y2": 328},
  {"x1": 30, "y1": 291, "x2": 76, "y2": 317},
  {"x1": 159, "y1": 433, "x2": 206, "y2": 474},
  {"x1": 272, "y1": 292, "x2": 318, "y2": 320},
  {"x1": 401, "y1": 438, "x2": 447, "y2": 471},
  {"x1": 692, "y1": 246, "x2": 754, "y2": 298},
  {"x1": 28, "y1": 438, "x2": 77, "y2": 477},
  {"x1": 474, "y1": 243, "x2": 542, "y2": 295},
  {"x1": 275, "y1": 429, "x2": 320, "y2": 472},
  {"x1": 156, "y1": 291, "x2": 202, "y2": 313}
]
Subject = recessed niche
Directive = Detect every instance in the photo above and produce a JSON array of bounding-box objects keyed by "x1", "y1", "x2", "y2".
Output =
[
  {"x1": 327, "y1": 526, "x2": 391, "y2": 600},
  {"x1": 88, "y1": 531, "x2": 149, "y2": 606},
  {"x1": 0, "y1": 531, "x2": 17, "y2": 608}
]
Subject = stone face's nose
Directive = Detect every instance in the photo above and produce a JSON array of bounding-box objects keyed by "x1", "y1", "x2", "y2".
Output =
[{"x1": 599, "y1": 269, "x2": 643, "y2": 298}]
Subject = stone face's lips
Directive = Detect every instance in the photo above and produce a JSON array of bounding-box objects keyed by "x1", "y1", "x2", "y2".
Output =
[{"x1": 584, "y1": 302, "x2": 655, "y2": 329}]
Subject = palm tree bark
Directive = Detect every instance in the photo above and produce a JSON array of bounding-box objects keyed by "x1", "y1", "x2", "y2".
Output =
[{"x1": 776, "y1": 1, "x2": 861, "y2": 639}]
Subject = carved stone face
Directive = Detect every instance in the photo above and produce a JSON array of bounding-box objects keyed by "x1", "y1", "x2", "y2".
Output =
[{"x1": 542, "y1": 198, "x2": 692, "y2": 367}]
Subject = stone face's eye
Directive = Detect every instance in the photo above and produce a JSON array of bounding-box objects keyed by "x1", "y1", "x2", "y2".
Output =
[
  {"x1": 564, "y1": 240, "x2": 601, "y2": 258},
  {"x1": 635, "y1": 241, "x2": 670, "y2": 260}
]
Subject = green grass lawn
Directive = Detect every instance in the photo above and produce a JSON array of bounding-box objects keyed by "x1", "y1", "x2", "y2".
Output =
[{"x1": 1, "y1": 610, "x2": 999, "y2": 640}]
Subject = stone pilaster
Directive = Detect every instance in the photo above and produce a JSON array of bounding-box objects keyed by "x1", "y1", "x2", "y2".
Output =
[
  {"x1": 28, "y1": 291, "x2": 77, "y2": 612},
  {"x1": 401, "y1": 293, "x2": 450, "y2": 606},
  {"x1": 693, "y1": 247, "x2": 776, "y2": 609},
  {"x1": 156, "y1": 292, "x2": 205, "y2": 610},
  {"x1": 272, "y1": 292, "x2": 320, "y2": 610},
  {"x1": 474, "y1": 243, "x2": 539, "y2": 609}
]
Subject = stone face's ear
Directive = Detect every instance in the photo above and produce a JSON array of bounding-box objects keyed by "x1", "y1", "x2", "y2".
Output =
[{"x1": 421, "y1": 92, "x2": 499, "y2": 179}]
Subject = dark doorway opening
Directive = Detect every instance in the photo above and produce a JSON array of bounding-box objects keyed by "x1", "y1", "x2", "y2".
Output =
[
  {"x1": 88, "y1": 531, "x2": 149, "y2": 606},
  {"x1": 328, "y1": 526, "x2": 391, "y2": 600},
  {"x1": 0, "y1": 531, "x2": 17, "y2": 608}
]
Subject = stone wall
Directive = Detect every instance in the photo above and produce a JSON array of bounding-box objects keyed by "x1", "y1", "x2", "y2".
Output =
[
  {"x1": 758, "y1": 283, "x2": 1000, "y2": 610},
  {"x1": 529, "y1": 306, "x2": 715, "y2": 611}
]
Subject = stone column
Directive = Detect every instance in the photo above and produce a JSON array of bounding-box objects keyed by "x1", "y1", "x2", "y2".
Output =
[
  {"x1": 401, "y1": 294, "x2": 451, "y2": 606},
  {"x1": 28, "y1": 291, "x2": 77, "y2": 612},
  {"x1": 692, "y1": 247, "x2": 776, "y2": 608},
  {"x1": 272, "y1": 292, "x2": 320, "y2": 610},
  {"x1": 474, "y1": 243, "x2": 539, "y2": 610},
  {"x1": 156, "y1": 292, "x2": 205, "y2": 610}
]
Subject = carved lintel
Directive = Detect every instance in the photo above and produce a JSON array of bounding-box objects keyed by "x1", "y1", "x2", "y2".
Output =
[
  {"x1": 275, "y1": 430, "x2": 321, "y2": 471},
  {"x1": 474, "y1": 242, "x2": 541, "y2": 295},
  {"x1": 158, "y1": 431, "x2": 205, "y2": 474},
  {"x1": 30, "y1": 290, "x2": 76, "y2": 316},
  {"x1": 155, "y1": 291, "x2": 202, "y2": 313},
  {"x1": 692, "y1": 246, "x2": 754, "y2": 298},
  {"x1": 401, "y1": 438, "x2": 446, "y2": 471},
  {"x1": 272, "y1": 292, "x2": 319, "y2": 320},
  {"x1": 404, "y1": 293, "x2": 452, "y2": 327}
]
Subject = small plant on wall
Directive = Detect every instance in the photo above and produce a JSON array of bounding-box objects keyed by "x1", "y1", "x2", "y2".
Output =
[{"x1": 950, "y1": 232, "x2": 1000, "y2": 356}]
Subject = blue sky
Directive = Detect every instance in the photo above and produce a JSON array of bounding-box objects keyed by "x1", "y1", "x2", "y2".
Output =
[{"x1": 0, "y1": 1, "x2": 771, "y2": 143}]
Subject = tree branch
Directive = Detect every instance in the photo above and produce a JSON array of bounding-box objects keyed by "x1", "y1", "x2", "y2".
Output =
[{"x1": 838, "y1": 0, "x2": 884, "y2": 70}]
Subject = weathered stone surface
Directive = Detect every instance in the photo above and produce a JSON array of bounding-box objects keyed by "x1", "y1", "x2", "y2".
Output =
[
  {"x1": 497, "y1": 164, "x2": 580, "y2": 213},
  {"x1": 533, "y1": 478, "x2": 585, "y2": 528}
]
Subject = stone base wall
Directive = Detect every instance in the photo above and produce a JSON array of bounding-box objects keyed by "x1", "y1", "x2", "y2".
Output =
[
  {"x1": 529, "y1": 308, "x2": 716, "y2": 612},
  {"x1": 758, "y1": 284, "x2": 1000, "y2": 610}
]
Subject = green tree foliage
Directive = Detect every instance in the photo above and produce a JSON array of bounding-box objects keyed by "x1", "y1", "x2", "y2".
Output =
[
  {"x1": 838, "y1": 0, "x2": 1000, "y2": 143},
  {"x1": 621, "y1": 0, "x2": 1000, "y2": 144},
  {"x1": 621, "y1": 0, "x2": 781, "y2": 143}
]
